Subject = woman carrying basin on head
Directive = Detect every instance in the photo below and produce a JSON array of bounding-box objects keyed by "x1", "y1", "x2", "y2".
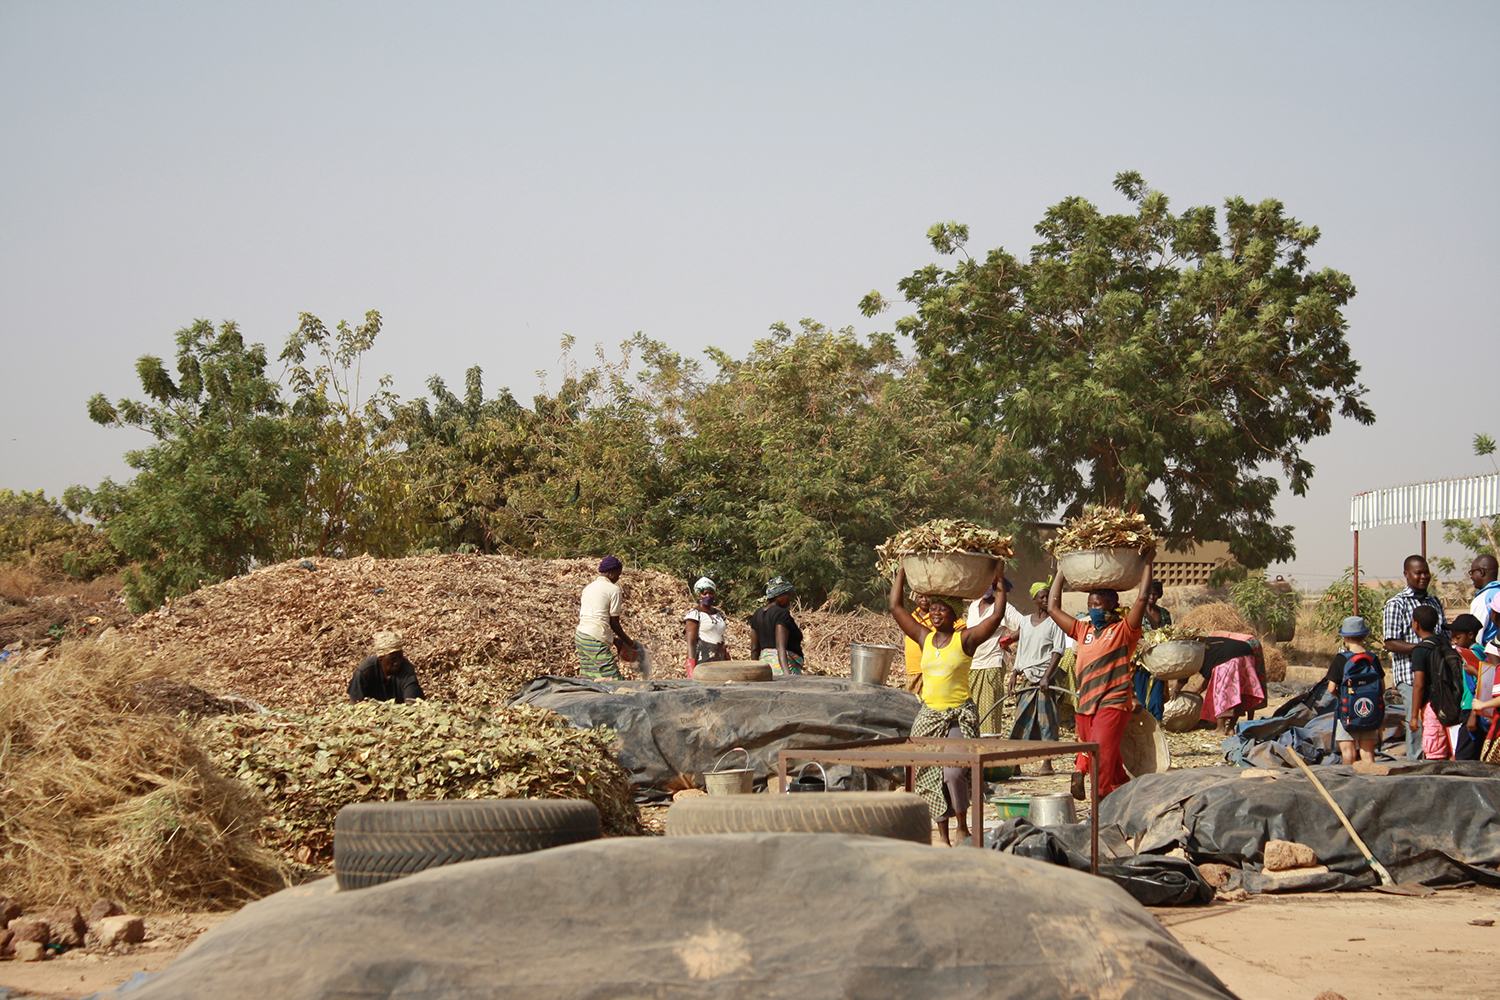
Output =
[{"x1": 888, "y1": 566, "x2": 1010, "y2": 847}]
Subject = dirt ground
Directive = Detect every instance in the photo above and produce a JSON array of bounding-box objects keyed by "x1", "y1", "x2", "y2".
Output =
[
  {"x1": 0, "y1": 914, "x2": 228, "y2": 999},
  {"x1": 1157, "y1": 884, "x2": 1500, "y2": 1000}
]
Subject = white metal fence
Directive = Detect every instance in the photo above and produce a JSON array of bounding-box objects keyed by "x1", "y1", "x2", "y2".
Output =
[{"x1": 1350, "y1": 473, "x2": 1500, "y2": 531}]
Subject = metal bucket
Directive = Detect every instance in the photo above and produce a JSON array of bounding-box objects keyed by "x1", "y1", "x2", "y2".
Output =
[
  {"x1": 705, "y1": 748, "x2": 754, "y2": 796},
  {"x1": 849, "y1": 643, "x2": 899, "y2": 686},
  {"x1": 1028, "y1": 792, "x2": 1077, "y2": 827},
  {"x1": 786, "y1": 761, "x2": 829, "y2": 793}
]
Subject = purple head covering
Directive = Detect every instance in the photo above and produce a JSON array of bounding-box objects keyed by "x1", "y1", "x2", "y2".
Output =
[{"x1": 599, "y1": 556, "x2": 623, "y2": 573}]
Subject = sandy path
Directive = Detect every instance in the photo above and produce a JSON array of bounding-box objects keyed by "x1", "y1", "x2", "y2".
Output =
[{"x1": 1157, "y1": 886, "x2": 1500, "y2": 1000}]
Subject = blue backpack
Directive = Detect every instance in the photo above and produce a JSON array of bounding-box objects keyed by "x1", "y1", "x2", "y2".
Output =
[{"x1": 1336, "y1": 651, "x2": 1384, "y2": 731}]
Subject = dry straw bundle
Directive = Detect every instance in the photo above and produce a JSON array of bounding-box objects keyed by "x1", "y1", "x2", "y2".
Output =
[
  {"x1": 1262, "y1": 645, "x2": 1289, "y2": 683},
  {"x1": 1176, "y1": 601, "x2": 1253, "y2": 636},
  {"x1": 0, "y1": 639, "x2": 285, "y2": 910}
]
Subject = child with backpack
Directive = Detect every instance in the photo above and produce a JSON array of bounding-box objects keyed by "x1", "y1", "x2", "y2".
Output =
[
  {"x1": 1327, "y1": 616, "x2": 1384, "y2": 765},
  {"x1": 1411, "y1": 605, "x2": 1466, "y2": 759}
]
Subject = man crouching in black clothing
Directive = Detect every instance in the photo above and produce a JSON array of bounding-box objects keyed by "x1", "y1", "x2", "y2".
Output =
[{"x1": 348, "y1": 630, "x2": 425, "y2": 703}]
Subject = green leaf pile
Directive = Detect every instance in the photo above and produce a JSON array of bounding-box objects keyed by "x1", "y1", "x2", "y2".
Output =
[
  {"x1": 1047, "y1": 506, "x2": 1157, "y2": 558},
  {"x1": 874, "y1": 519, "x2": 1015, "y2": 578},
  {"x1": 195, "y1": 700, "x2": 641, "y2": 863}
]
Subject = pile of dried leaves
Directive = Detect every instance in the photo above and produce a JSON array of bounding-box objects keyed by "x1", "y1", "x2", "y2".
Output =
[
  {"x1": 126, "y1": 554, "x2": 740, "y2": 711},
  {"x1": 194, "y1": 699, "x2": 641, "y2": 864},
  {"x1": 124, "y1": 554, "x2": 914, "y2": 709},
  {"x1": 874, "y1": 519, "x2": 1015, "y2": 578},
  {"x1": 1047, "y1": 506, "x2": 1157, "y2": 558}
]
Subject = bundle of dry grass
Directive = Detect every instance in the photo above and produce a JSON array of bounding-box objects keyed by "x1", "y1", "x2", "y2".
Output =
[
  {"x1": 0, "y1": 639, "x2": 286, "y2": 911},
  {"x1": 1262, "y1": 645, "x2": 1288, "y2": 683},
  {"x1": 1176, "y1": 601, "x2": 1253, "y2": 636}
]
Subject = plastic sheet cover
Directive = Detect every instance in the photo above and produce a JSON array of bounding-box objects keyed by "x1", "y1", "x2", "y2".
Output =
[
  {"x1": 1099, "y1": 764, "x2": 1500, "y2": 890},
  {"x1": 508, "y1": 675, "x2": 921, "y2": 800}
]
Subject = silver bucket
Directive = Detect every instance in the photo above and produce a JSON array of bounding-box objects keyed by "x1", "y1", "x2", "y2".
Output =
[
  {"x1": 849, "y1": 643, "x2": 899, "y2": 686},
  {"x1": 705, "y1": 748, "x2": 754, "y2": 795},
  {"x1": 1028, "y1": 792, "x2": 1077, "y2": 827}
]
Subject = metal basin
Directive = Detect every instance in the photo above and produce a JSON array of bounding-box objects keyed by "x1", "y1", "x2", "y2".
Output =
[{"x1": 849, "y1": 643, "x2": 899, "y2": 685}]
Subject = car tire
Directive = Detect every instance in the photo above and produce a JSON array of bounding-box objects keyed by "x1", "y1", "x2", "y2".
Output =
[
  {"x1": 664, "y1": 791, "x2": 929, "y2": 844},
  {"x1": 333, "y1": 799, "x2": 601, "y2": 890}
]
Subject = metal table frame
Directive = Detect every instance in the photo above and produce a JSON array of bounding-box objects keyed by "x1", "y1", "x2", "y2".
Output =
[{"x1": 777, "y1": 737, "x2": 1099, "y2": 871}]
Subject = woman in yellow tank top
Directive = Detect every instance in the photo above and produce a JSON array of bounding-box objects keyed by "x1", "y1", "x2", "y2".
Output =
[{"x1": 889, "y1": 565, "x2": 1009, "y2": 846}]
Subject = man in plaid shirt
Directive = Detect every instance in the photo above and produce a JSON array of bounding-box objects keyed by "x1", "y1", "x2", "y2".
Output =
[{"x1": 1382, "y1": 554, "x2": 1448, "y2": 760}]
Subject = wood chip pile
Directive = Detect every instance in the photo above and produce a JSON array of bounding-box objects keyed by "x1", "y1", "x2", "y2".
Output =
[{"x1": 124, "y1": 555, "x2": 912, "y2": 711}]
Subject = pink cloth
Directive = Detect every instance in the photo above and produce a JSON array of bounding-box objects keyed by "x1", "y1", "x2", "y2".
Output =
[
  {"x1": 1199, "y1": 654, "x2": 1267, "y2": 721},
  {"x1": 1421, "y1": 702, "x2": 1453, "y2": 759}
]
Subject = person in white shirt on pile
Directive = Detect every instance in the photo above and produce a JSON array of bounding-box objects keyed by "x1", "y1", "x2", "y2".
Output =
[{"x1": 575, "y1": 556, "x2": 636, "y2": 679}]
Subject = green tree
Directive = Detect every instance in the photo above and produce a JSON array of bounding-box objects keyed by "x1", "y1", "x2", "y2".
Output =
[
  {"x1": 280, "y1": 311, "x2": 415, "y2": 558},
  {"x1": 1438, "y1": 432, "x2": 1499, "y2": 570},
  {"x1": 866, "y1": 173, "x2": 1375, "y2": 568},
  {"x1": 504, "y1": 324, "x2": 1025, "y2": 609},
  {"x1": 0, "y1": 489, "x2": 119, "y2": 580},
  {"x1": 390, "y1": 366, "x2": 538, "y2": 553},
  {"x1": 68, "y1": 320, "x2": 311, "y2": 611}
]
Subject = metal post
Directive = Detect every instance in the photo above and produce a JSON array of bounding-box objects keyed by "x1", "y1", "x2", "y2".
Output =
[
  {"x1": 1421, "y1": 521, "x2": 1427, "y2": 559},
  {"x1": 1353, "y1": 530, "x2": 1360, "y2": 617}
]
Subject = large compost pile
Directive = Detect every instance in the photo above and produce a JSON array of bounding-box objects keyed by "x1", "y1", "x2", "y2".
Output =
[
  {"x1": 125, "y1": 554, "x2": 908, "y2": 711},
  {"x1": 194, "y1": 700, "x2": 641, "y2": 864}
]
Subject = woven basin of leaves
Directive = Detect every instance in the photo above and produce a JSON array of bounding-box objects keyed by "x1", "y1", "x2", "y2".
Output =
[
  {"x1": 1047, "y1": 506, "x2": 1158, "y2": 559},
  {"x1": 1141, "y1": 624, "x2": 1207, "y2": 651},
  {"x1": 195, "y1": 700, "x2": 641, "y2": 863},
  {"x1": 874, "y1": 519, "x2": 1015, "y2": 578}
]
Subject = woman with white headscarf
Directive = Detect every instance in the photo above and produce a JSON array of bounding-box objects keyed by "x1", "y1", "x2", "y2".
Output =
[{"x1": 683, "y1": 576, "x2": 729, "y2": 678}]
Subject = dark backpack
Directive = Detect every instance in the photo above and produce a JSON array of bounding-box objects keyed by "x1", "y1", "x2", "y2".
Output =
[
  {"x1": 1419, "y1": 635, "x2": 1466, "y2": 727},
  {"x1": 1336, "y1": 651, "x2": 1384, "y2": 731}
]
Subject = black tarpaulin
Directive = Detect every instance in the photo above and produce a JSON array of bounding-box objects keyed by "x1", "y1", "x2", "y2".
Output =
[
  {"x1": 507, "y1": 675, "x2": 921, "y2": 800},
  {"x1": 1099, "y1": 763, "x2": 1500, "y2": 890},
  {"x1": 132, "y1": 834, "x2": 1240, "y2": 1000}
]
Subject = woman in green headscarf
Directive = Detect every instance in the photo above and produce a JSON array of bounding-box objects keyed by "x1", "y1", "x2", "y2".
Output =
[{"x1": 749, "y1": 576, "x2": 804, "y2": 675}]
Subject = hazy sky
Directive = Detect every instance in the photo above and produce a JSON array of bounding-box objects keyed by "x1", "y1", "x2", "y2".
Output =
[{"x1": 3, "y1": 1, "x2": 1497, "y2": 587}]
